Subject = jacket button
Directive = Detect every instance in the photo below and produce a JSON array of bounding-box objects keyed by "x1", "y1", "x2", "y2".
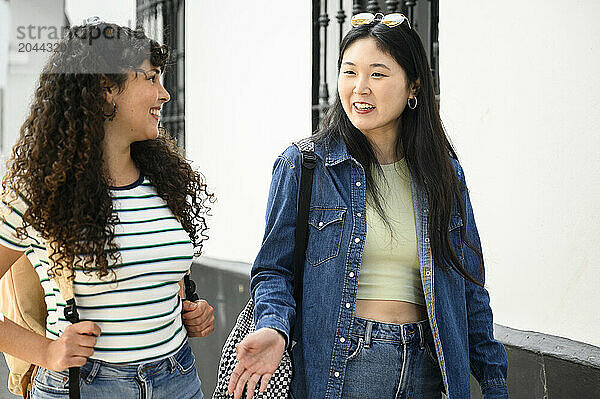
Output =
[
  {"x1": 356, "y1": 212, "x2": 362, "y2": 217},
  {"x1": 355, "y1": 182, "x2": 361, "y2": 187},
  {"x1": 340, "y1": 337, "x2": 345, "y2": 343},
  {"x1": 318, "y1": 221, "x2": 324, "y2": 227},
  {"x1": 345, "y1": 303, "x2": 351, "y2": 308},
  {"x1": 354, "y1": 238, "x2": 360, "y2": 243},
  {"x1": 349, "y1": 272, "x2": 354, "y2": 278},
  {"x1": 334, "y1": 371, "x2": 340, "y2": 377}
]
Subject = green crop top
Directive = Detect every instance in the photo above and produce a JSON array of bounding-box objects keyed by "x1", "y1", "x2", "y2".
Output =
[{"x1": 356, "y1": 158, "x2": 425, "y2": 306}]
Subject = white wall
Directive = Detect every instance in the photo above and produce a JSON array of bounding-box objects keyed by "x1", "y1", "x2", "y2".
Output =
[
  {"x1": 0, "y1": 1, "x2": 8, "y2": 89},
  {"x1": 185, "y1": 1, "x2": 313, "y2": 263},
  {"x1": 1, "y1": 0, "x2": 135, "y2": 158},
  {"x1": 1, "y1": 0, "x2": 64, "y2": 157},
  {"x1": 439, "y1": 1, "x2": 600, "y2": 347}
]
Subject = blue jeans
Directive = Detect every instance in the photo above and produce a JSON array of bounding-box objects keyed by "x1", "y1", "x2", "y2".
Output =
[
  {"x1": 31, "y1": 341, "x2": 203, "y2": 399},
  {"x1": 341, "y1": 317, "x2": 443, "y2": 399}
]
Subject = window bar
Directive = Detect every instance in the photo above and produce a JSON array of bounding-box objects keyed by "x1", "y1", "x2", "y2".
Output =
[
  {"x1": 430, "y1": 0, "x2": 440, "y2": 100},
  {"x1": 318, "y1": 0, "x2": 330, "y2": 119},
  {"x1": 404, "y1": 0, "x2": 416, "y2": 23},
  {"x1": 312, "y1": 0, "x2": 321, "y2": 132},
  {"x1": 385, "y1": 0, "x2": 400, "y2": 12},
  {"x1": 366, "y1": 0, "x2": 381, "y2": 13},
  {"x1": 336, "y1": 0, "x2": 346, "y2": 45},
  {"x1": 352, "y1": 0, "x2": 364, "y2": 16},
  {"x1": 178, "y1": 0, "x2": 185, "y2": 145}
]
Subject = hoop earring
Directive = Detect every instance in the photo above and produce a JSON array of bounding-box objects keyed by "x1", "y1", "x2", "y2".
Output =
[
  {"x1": 407, "y1": 96, "x2": 417, "y2": 110},
  {"x1": 103, "y1": 102, "x2": 117, "y2": 121}
]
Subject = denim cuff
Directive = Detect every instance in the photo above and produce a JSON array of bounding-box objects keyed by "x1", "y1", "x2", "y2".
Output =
[
  {"x1": 481, "y1": 378, "x2": 509, "y2": 399},
  {"x1": 255, "y1": 315, "x2": 290, "y2": 348}
]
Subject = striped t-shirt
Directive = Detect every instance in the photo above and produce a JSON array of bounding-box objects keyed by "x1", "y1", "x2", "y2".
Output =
[{"x1": 0, "y1": 174, "x2": 193, "y2": 363}]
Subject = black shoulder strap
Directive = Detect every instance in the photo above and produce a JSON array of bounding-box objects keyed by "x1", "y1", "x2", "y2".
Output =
[
  {"x1": 52, "y1": 267, "x2": 81, "y2": 399},
  {"x1": 291, "y1": 139, "x2": 316, "y2": 331}
]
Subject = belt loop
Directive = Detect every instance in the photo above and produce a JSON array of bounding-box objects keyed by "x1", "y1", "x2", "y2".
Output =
[
  {"x1": 85, "y1": 360, "x2": 100, "y2": 384},
  {"x1": 401, "y1": 324, "x2": 409, "y2": 345},
  {"x1": 364, "y1": 320, "x2": 373, "y2": 348},
  {"x1": 137, "y1": 363, "x2": 145, "y2": 381},
  {"x1": 168, "y1": 355, "x2": 177, "y2": 373},
  {"x1": 417, "y1": 322, "x2": 425, "y2": 349}
]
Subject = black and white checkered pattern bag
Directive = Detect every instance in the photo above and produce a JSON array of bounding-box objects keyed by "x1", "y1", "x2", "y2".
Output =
[
  {"x1": 211, "y1": 299, "x2": 293, "y2": 399},
  {"x1": 212, "y1": 140, "x2": 316, "y2": 399}
]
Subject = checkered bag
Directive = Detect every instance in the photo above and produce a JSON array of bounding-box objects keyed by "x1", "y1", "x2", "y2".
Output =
[
  {"x1": 211, "y1": 299, "x2": 293, "y2": 399},
  {"x1": 212, "y1": 140, "x2": 315, "y2": 399}
]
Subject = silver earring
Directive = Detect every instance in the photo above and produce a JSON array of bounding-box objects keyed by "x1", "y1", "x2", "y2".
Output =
[
  {"x1": 407, "y1": 96, "x2": 417, "y2": 110},
  {"x1": 103, "y1": 102, "x2": 117, "y2": 121}
]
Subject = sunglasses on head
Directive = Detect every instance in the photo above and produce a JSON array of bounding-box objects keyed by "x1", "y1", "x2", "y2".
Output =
[{"x1": 350, "y1": 12, "x2": 411, "y2": 29}]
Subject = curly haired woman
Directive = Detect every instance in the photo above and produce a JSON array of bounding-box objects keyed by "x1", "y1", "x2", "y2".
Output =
[{"x1": 0, "y1": 19, "x2": 214, "y2": 398}]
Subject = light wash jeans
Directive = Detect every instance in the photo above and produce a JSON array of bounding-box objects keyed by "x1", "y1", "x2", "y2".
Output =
[
  {"x1": 31, "y1": 341, "x2": 203, "y2": 399},
  {"x1": 341, "y1": 316, "x2": 443, "y2": 399}
]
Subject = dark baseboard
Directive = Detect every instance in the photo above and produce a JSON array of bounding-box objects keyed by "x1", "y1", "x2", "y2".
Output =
[
  {"x1": 471, "y1": 325, "x2": 600, "y2": 398},
  {"x1": 4, "y1": 258, "x2": 595, "y2": 398},
  {"x1": 193, "y1": 257, "x2": 600, "y2": 398}
]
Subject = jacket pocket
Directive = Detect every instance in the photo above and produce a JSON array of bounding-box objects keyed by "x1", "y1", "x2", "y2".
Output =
[{"x1": 306, "y1": 207, "x2": 346, "y2": 266}]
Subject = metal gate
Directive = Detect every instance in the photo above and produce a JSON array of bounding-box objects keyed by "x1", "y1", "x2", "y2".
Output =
[
  {"x1": 312, "y1": 0, "x2": 439, "y2": 132},
  {"x1": 136, "y1": 0, "x2": 186, "y2": 149}
]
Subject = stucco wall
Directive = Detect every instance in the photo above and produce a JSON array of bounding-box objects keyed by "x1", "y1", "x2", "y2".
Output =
[
  {"x1": 185, "y1": 1, "x2": 313, "y2": 264},
  {"x1": 438, "y1": 1, "x2": 600, "y2": 347}
]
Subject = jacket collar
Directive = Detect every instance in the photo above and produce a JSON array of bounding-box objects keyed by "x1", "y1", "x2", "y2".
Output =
[{"x1": 322, "y1": 136, "x2": 353, "y2": 167}]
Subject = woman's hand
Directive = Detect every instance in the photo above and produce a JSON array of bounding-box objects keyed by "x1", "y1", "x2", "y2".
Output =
[
  {"x1": 43, "y1": 321, "x2": 101, "y2": 372},
  {"x1": 182, "y1": 299, "x2": 215, "y2": 337},
  {"x1": 228, "y1": 327, "x2": 286, "y2": 399}
]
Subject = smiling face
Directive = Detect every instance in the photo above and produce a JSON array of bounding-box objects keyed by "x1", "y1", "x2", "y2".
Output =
[
  {"x1": 338, "y1": 37, "x2": 416, "y2": 140},
  {"x1": 104, "y1": 59, "x2": 170, "y2": 143}
]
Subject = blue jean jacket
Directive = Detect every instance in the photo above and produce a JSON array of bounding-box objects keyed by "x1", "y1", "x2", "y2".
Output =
[{"x1": 251, "y1": 137, "x2": 508, "y2": 399}]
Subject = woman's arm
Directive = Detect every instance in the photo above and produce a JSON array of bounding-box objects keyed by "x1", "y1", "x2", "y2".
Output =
[
  {"x1": 229, "y1": 147, "x2": 302, "y2": 399},
  {"x1": 458, "y1": 164, "x2": 509, "y2": 399},
  {"x1": 0, "y1": 313, "x2": 100, "y2": 372},
  {"x1": 250, "y1": 149, "x2": 301, "y2": 342},
  {"x1": 0, "y1": 246, "x2": 101, "y2": 372}
]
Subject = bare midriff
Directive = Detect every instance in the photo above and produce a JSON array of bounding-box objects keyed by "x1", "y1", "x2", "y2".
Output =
[{"x1": 355, "y1": 299, "x2": 428, "y2": 324}]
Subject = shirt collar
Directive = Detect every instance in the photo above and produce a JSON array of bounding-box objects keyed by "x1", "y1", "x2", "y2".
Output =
[{"x1": 323, "y1": 136, "x2": 353, "y2": 166}]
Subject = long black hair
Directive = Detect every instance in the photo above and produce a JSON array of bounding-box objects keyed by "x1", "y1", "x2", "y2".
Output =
[{"x1": 313, "y1": 19, "x2": 484, "y2": 286}]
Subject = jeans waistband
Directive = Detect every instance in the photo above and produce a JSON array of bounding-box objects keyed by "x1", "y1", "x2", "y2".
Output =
[
  {"x1": 81, "y1": 339, "x2": 188, "y2": 382},
  {"x1": 351, "y1": 316, "x2": 432, "y2": 347}
]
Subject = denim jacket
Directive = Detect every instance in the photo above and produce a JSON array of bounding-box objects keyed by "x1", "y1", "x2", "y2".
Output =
[{"x1": 251, "y1": 137, "x2": 509, "y2": 399}]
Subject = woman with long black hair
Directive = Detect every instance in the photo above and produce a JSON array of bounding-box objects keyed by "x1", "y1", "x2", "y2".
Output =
[{"x1": 229, "y1": 12, "x2": 508, "y2": 399}]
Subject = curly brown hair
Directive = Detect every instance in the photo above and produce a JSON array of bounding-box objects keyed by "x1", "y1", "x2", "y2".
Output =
[{"x1": 2, "y1": 23, "x2": 213, "y2": 279}]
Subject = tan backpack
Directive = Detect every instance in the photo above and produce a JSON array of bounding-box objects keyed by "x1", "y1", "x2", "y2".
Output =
[{"x1": 0, "y1": 253, "x2": 74, "y2": 398}]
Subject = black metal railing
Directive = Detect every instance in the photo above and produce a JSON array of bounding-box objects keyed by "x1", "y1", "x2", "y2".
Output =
[
  {"x1": 136, "y1": 0, "x2": 185, "y2": 149},
  {"x1": 312, "y1": 0, "x2": 439, "y2": 132}
]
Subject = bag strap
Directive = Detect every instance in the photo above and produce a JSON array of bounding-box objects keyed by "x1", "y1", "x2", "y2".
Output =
[
  {"x1": 291, "y1": 139, "x2": 316, "y2": 338},
  {"x1": 47, "y1": 253, "x2": 80, "y2": 399},
  {"x1": 184, "y1": 272, "x2": 200, "y2": 302}
]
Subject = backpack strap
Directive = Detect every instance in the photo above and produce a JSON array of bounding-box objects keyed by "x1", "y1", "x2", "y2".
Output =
[
  {"x1": 47, "y1": 246, "x2": 80, "y2": 399},
  {"x1": 290, "y1": 138, "x2": 316, "y2": 340},
  {"x1": 184, "y1": 272, "x2": 199, "y2": 302}
]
